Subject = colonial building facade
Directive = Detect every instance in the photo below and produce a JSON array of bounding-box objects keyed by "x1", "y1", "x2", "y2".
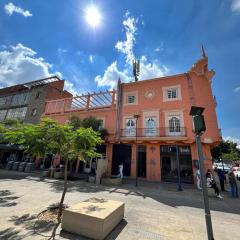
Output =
[{"x1": 43, "y1": 49, "x2": 221, "y2": 182}]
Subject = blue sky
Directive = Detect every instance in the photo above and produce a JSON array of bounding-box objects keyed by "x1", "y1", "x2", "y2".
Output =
[{"x1": 0, "y1": 0, "x2": 240, "y2": 144}]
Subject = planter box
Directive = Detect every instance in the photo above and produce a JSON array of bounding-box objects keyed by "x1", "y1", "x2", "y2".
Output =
[
  {"x1": 62, "y1": 198, "x2": 124, "y2": 240},
  {"x1": 54, "y1": 171, "x2": 64, "y2": 179},
  {"x1": 43, "y1": 170, "x2": 50, "y2": 177},
  {"x1": 101, "y1": 177, "x2": 122, "y2": 186},
  {"x1": 88, "y1": 175, "x2": 96, "y2": 183}
]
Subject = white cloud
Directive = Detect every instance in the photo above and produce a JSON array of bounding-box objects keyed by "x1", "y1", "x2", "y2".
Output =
[
  {"x1": 233, "y1": 86, "x2": 240, "y2": 92},
  {"x1": 231, "y1": 0, "x2": 240, "y2": 12},
  {"x1": 4, "y1": 2, "x2": 32, "y2": 17},
  {"x1": 115, "y1": 12, "x2": 137, "y2": 64},
  {"x1": 95, "y1": 62, "x2": 131, "y2": 89},
  {"x1": 89, "y1": 55, "x2": 94, "y2": 63},
  {"x1": 95, "y1": 12, "x2": 168, "y2": 89},
  {"x1": 224, "y1": 136, "x2": 240, "y2": 149},
  {"x1": 64, "y1": 80, "x2": 78, "y2": 96},
  {"x1": 57, "y1": 48, "x2": 68, "y2": 55},
  {"x1": 139, "y1": 56, "x2": 168, "y2": 80},
  {"x1": 0, "y1": 43, "x2": 61, "y2": 87}
]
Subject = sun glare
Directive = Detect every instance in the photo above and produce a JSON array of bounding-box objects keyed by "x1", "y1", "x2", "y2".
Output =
[{"x1": 85, "y1": 6, "x2": 102, "y2": 27}]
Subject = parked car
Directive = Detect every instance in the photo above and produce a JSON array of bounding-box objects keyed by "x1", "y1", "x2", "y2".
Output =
[
  {"x1": 232, "y1": 167, "x2": 240, "y2": 180},
  {"x1": 212, "y1": 162, "x2": 231, "y2": 173}
]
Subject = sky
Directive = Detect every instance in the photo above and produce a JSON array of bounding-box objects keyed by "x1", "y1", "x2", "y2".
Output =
[{"x1": 0, "y1": 0, "x2": 240, "y2": 145}]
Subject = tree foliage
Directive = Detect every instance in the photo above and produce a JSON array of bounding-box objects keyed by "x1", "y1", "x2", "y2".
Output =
[
  {"x1": 1, "y1": 117, "x2": 103, "y2": 230},
  {"x1": 211, "y1": 140, "x2": 240, "y2": 163},
  {"x1": 69, "y1": 115, "x2": 109, "y2": 139}
]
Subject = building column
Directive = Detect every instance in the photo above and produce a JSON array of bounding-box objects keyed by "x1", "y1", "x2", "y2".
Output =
[
  {"x1": 146, "y1": 143, "x2": 161, "y2": 181},
  {"x1": 131, "y1": 143, "x2": 136, "y2": 178},
  {"x1": 106, "y1": 143, "x2": 113, "y2": 176}
]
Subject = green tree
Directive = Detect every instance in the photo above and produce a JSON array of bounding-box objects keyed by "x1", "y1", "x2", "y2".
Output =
[
  {"x1": 69, "y1": 115, "x2": 109, "y2": 139},
  {"x1": 2, "y1": 117, "x2": 102, "y2": 233},
  {"x1": 211, "y1": 140, "x2": 240, "y2": 163}
]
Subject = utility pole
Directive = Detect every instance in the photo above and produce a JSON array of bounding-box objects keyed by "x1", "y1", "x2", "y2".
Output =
[
  {"x1": 190, "y1": 106, "x2": 214, "y2": 240},
  {"x1": 176, "y1": 145, "x2": 183, "y2": 191},
  {"x1": 134, "y1": 114, "x2": 140, "y2": 187}
]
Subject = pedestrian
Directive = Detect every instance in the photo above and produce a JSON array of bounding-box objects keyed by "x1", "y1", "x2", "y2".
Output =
[
  {"x1": 206, "y1": 169, "x2": 223, "y2": 199},
  {"x1": 195, "y1": 167, "x2": 202, "y2": 190},
  {"x1": 118, "y1": 163, "x2": 123, "y2": 179},
  {"x1": 218, "y1": 169, "x2": 226, "y2": 192},
  {"x1": 228, "y1": 171, "x2": 239, "y2": 198}
]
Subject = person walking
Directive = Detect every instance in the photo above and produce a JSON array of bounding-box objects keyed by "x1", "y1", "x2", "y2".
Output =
[
  {"x1": 118, "y1": 163, "x2": 123, "y2": 179},
  {"x1": 195, "y1": 167, "x2": 202, "y2": 190},
  {"x1": 206, "y1": 169, "x2": 223, "y2": 199},
  {"x1": 218, "y1": 169, "x2": 226, "y2": 192},
  {"x1": 229, "y1": 171, "x2": 239, "y2": 198}
]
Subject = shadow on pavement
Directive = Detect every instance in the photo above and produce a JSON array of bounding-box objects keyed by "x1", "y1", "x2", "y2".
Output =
[
  {"x1": 1, "y1": 169, "x2": 240, "y2": 216},
  {"x1": 0, "y1": 190, "x2": 19, "y2": 207}
]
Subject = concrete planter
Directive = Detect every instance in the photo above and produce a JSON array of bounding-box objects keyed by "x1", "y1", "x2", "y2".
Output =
[
  {"x1": 62, "y1": 198, "x2": 124, "y2": 240},
  {"x1": 88, "y1": 175, "x2": 96, "y2": 183},
  {"x1": 54, "y1": 171, "x2": 64, "y2": 179},
  {"x1": 101, "y1": 177, "x2": 122, "y2": 186},
  {"x1": 43, "y1": 170, "x2": 50, "y2": 177}
]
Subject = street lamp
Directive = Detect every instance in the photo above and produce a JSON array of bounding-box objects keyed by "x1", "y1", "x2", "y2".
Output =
[
  {"x1": 134, "y1": 114, "x2": 140, "y2": 187},
  {"x1": 190, "y1": 106, "x2": 214, "y2": 240},
  {"x1": 175, "y1": 144, "x2": 183, "y2": 191}
]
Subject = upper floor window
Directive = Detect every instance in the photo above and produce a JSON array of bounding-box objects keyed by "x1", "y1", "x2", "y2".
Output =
[
  {"x1": 127, "y1": 95, "x2": 135, "y2": 104},
  {"x1": 167, "y1": 89, "x2": 177, "y2": 99},
  {"x1": 6, "y1": 107, "x2": 27, "y2": 120},
  {"x1": 0, "y1": 110, "x2": 7, "y2": 121},
  {"x1": 124, "y1": 91, "x2": 138, "y2": 105},
  {"x1": 11, "y1": 92, "x2": 30, "y2": 106},
  {"x1": 163, "y1": 85, "x2": 182, "y2": 102},
  {"x1": 169, "y1": 116, "x2": 181, "y2": 133}
]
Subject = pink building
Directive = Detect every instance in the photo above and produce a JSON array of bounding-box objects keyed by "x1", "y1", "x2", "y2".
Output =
[{"x1": 43, "y1": 49, "x2": 221, "y2": 183}]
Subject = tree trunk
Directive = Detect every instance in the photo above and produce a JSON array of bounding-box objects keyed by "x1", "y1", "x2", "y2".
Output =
[{"x1": 57, "y1": 158, "x2": 68, "y2": 222}]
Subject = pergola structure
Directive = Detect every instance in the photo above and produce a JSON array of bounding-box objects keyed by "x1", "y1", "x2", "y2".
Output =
[{"x1": 44, "y1": 90, "x2": 116, "y2": 114}]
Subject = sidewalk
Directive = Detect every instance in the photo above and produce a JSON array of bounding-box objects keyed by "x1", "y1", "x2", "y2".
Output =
[{"x1": 0, "y1": 169, "x2": 240, "y2": 240}]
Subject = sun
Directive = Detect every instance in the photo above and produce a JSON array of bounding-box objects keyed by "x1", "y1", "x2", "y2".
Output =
[{"x1": 85, "y1": 6, "x2": 102, "y2": 27}]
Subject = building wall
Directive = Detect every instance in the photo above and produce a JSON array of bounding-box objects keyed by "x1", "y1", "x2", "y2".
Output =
[{"x1": 42, "y1": 52, "x2": 221, "y2": 183}]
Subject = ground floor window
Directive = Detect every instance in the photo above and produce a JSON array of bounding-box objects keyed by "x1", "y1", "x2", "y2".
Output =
[{"x1": 160, "y1": 145, "x2": 193, "y2": 183}]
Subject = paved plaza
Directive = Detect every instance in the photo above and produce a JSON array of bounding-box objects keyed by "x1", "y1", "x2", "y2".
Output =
[{"x1": 0, "y1": 170, "x2": 240, "y2": 240}]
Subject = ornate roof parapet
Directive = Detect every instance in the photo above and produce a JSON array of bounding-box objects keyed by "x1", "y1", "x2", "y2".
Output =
[{"x1": 188, "y1": 46, "x2": 215, "y2": 83}]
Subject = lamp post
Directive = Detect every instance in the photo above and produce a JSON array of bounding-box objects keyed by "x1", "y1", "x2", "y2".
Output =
[
  {"x1": 134, "y1": 114, "x2": 140, "y2": 187},
  {"x1": 190, "y1": 106, "x2": 214, "y2": 240},
  {"x1": 176, "y1": 144, "x2": 183, "y2": 191}
]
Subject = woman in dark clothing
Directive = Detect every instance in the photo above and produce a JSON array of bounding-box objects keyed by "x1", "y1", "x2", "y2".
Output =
[
  {"x1": 218, "y1": 169, "x2": 226, "y2": 192},
  {"x1": 206, "y1": 169, "x2": 223, "y2": 199}
]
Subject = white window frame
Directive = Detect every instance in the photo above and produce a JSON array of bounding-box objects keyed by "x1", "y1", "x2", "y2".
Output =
[
  {"x1": 124, "y1": 91, "x2": 138, "y2": 105},
  {"x1": 162, "y1": 85, "x2": 182, "y2": 102},
  {"x1": 142, "y1": 110, "x2": 159, "y2": 137},
  {"x1": 123, "y1": 116, "x2": 136, "y2": 136},
  {"x1": 164, "y1": 110, "x2": 185, "y2": 136}
]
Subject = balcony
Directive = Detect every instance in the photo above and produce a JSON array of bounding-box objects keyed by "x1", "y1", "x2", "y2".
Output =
[{"x1": 120, "y1": 127, "x2": 187, "y2": 138}]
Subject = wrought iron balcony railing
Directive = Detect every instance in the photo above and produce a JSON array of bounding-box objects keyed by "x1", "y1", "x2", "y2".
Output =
[{"x1": 120, "y1": 127, "x2": 187, "y2": 138}]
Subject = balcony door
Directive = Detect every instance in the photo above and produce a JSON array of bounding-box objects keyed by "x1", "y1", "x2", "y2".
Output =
[
  {"x1": 168, "y1": 116, "x2": 181, "y2": 136},
  {"x1": 145, "y1": 117, "x2": 157, "y2": 136},
  {"x1": 125, "y1": 118, "x2": 136, "y2": 136}
]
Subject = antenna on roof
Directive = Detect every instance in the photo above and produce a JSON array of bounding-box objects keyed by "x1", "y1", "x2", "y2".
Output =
[{"x1": 132, "y1": 59, "x2": 140, "y2": 82}]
